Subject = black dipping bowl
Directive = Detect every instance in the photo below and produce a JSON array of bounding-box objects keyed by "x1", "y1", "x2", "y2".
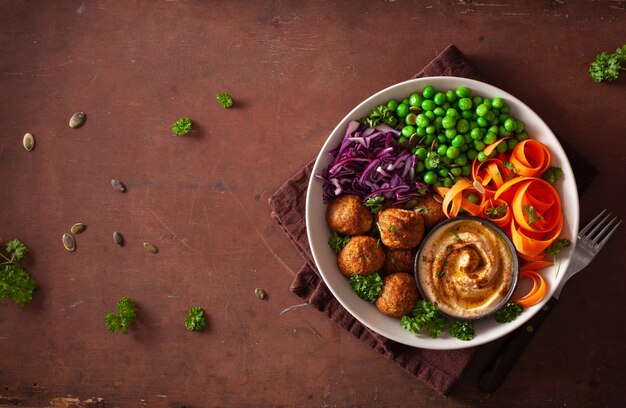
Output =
[{"x1": 413, "y1": 215, "x2": 520, "y2": 321}]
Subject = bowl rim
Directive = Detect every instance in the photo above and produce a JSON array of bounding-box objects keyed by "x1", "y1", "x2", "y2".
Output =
[
  {"x1": 413, "y1": 215, "x2": 520, "y2": 321},
  {"x1": 305, "y1": 75, "x2": 579, "y2": 349}
]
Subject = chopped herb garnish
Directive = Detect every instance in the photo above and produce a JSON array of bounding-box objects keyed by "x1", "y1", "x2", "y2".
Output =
[
  {"x1": 541, "y1": 166, "x2": 564, "y2": 184},
  {"x1": 524, "y1": 204, "x2": 542, "y2": 225},
  {"x1": 401, "y1": 300, "x2": 445, "y2": 338},
  {"x1": 545, "y1": 238, "x2": 572, "y2": 256},
  {"x1": 328, "y1": 232, "x2": 350, "y2": 254},
  {"x1": 425, "y1": 151, "x2": 440, "y2": 170},
  {"x1": 502, "y1": 161, "x2": 519, "y2": 173},
  {"x1": 388, "y1": 224, "x2": 396, "y2": 234},
  {"x1": 349, "y1": 273, "x2": 383, "y2": 303},
  {"x1": 363, "y1": 195, "x2": 385, "y2": 214},
  {"x1": 486, "y1": 203, "x2": 508, "y2": 219},
  {"x1": 362, "y1": 104, "x2": 399, "y2": 128},
  {"x1": 449, "y1": 321, "x2": 475, "y2": 341}
]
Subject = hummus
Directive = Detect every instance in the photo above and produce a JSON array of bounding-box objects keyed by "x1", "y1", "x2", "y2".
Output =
[{"x1": 416, "y1": 218, "x2": 517, "y2": 319}]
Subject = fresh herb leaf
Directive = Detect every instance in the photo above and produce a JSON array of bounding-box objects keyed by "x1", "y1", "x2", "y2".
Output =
[
  {"x1": 363, "y1": 195, "x2": 385, "y2": 214},
  {"x1": 216, "y1": 92, "x2": 234, "y2": 109},
  {"x1": 414, "y1": 206, "x2": 430, "y2": 214},
  {"x1": 388, "y1": 224, "x2": 396, "y2": 234},
  {"x1": 425, "y1": 151, "x2": 440, "y2": 170},
  {"x1": 0, "y1": 239, "x2": 35, "y2": 306},
  {"x1": 104, "y1": 296, "x2": 137, "y2": 334},
  {"x1": 524, "y1": 204, "x2": 542, "y2": 225},
  {"x1": 494, "y1": 301, "x2": 524, "y2": 323},
  {"x1": 401, "y1": 300, "x2": 444, "y2": 338},
  {"x1": 545, "y1": 238, "x2": 572, "y2": 256},
  {"x1": 541, "y1": 166, "x2": 564, "y2": 184},
  {"x1": 171, "y1": 117, "x2": 193, "y2": 136},
  {"x1": 501, "y1": 161, "x2": 519, "y2": 173},
  {"x1": 486, "y1": 203, "x2": 508, "y2": 219},
  {"x1": 328, "y1": 232, "x2": 350, "y2": 254},
  {"x1": 362, "y1": 104, "x2": 398, "y2": 128},
  {"x1": 449, "y1": 321, "x2": 475, "y2": 341},
  {"x1": 184, "y1": 306, "x2": 207, "y2": 331},
  {"x1": 589, "y1": 45, "x2": 626, "y2": 83},
  {"x1": 349, "y1": 273, "x2": 383, "y2": 303}
]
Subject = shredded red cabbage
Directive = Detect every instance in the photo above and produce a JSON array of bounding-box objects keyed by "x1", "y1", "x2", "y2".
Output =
[{"x1": 318, "y1": 121, "x2": 427, "y2": 204}]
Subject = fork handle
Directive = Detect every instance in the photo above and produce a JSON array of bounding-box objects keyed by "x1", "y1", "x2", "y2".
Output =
[{"x1": 479, "y1": 296, "x2": 558, "y2": 392}]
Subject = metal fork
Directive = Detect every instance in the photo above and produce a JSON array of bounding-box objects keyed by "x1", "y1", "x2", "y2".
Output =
[
  {"x1": 480, "y1": 209, "x2": 621, "y2": 392},
  {"x1": 553, "y1": 209, "x2": 622, "y2": 298}
]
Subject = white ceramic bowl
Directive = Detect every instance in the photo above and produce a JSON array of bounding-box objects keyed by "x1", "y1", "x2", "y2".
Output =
[{"x1": 306, "y1": 76, "x2": 579, "y2": 350}]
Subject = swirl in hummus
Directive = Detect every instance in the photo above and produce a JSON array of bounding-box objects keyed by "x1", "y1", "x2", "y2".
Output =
[{"x1": 417, "y1": 218, "x2": 516, "y2": 319}]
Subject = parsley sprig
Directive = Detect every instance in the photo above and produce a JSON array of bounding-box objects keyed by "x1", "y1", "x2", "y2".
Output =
[
  {"x1": 362, "y1": 104, "x2": 398, "y2": 128},
  {"x1": 0, "y1": 239, "x2": 36, "y2": 306},
  {"x1": 349, "y1": 273, "x2": 383, "y2": 303},
  {"x1": 104, "y1": 296, "x2": 137, "y2": 334},
  {"x1": 589, "y1": 45, "x2": 626, "y2": 83},
  {"x1": 363, "y1": 196, "x2": 385, "y2": 214},
  {"x1": 184, "y1": 307, "x2": 207, "y2": 331},
  {"x1": 494, "y1": 301, "x2": 524, "y2": 323},
  {"x1": 401, "y1": 300, "x2": 476, "y2": 341},
  {"x1": 541, "y1": 167, "x2": 564, "y2": 184},
  {"x1": 328, "y1": 232, "x2": 350, "y2": 254},
  {"x1": 545, "y1": 238, "x2": 571, "y2": 256},
  {"x1": 172, "y1": 117, "x2": 193, "y2": 136},
  {"x1": 216, "y1": 92, "x2": 234, "y2": 109}
]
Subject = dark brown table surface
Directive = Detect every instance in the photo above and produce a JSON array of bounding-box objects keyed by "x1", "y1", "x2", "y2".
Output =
[{"x1": 1, "y1": 1, "x2": 625, "y2": 407}]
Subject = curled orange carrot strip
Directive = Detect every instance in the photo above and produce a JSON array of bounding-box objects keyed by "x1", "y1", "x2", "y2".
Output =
[
  {"x1": 511, "y1": 179, "x2": 562, "y2": 233},
  {"x1": 441, "y1": 178, "x2": 483, "y2": 218},
  {"x1": 520, "y1": 260, "x2": 553, "y2": 273},
  {"x1": 513, "y1": 270, "x2": 548, "y2": 308},
  {"x1": 509, "y1": 140, "x2": 552, "y2": 177},
  {"x1": 483, "y1": 137, "x2": 510, "y2": 157}
]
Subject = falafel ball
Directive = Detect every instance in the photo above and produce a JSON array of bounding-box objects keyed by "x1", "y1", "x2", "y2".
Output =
[
  {"x1": 383, "y1": 248, "x2": 415, "y2": 274},
  {"x1": 337, "y1": 235, "x2": 385, "y2": 277},
  {"x1": 375, "y1": 272, "x2": 419, "y2": 318},
  {"x1": 377, "y1": 208, "x2": 425, "y2": 249},
  {"x1": 326, "y1": 194, "x2": 373, "y2": 235},
  {"x1": 413, "y1": 194, "x2": 447, "y2": 230}
]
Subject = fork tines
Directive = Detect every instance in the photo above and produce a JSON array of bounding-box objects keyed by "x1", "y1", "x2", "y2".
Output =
[{"x1": 579, "y1": 209, "x2": 622, "y2": 250}]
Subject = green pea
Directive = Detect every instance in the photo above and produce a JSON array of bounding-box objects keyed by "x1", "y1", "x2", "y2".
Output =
[
  {"x1": 422, "y1": 86, "x2": 436, "y2": 99},
  {"x1": 472, "y1": 96, "x2": 483, "y2": 107},
  {"x1": 496, "y1": 141, "x2": 508, "y2": 153},
  {"x1": 492, "y1": 97, "x2": 504, "y2": 109},
  {"x1": 433, "y1": 92, "x2": 446, "y2": 106},
  {"x1": 473, "y1": 140, "x2": 486, "y2": 151},
  {"x1": 445, "y1": 90, "x2": 458, "y2": 103},
  {"x1": 424, "y1": 134, "x2": 435, "y2": 145},
  {"x1": 451, "y1": 135, "x2": 465, "y2": 147},
  {"x1": 401, "y1": 125, "x2": 416, "y2": 138},
  {"x1": 387, "y1": 99, "x2": 399, "y2": 111},
  {"x1": 426, "y1": 125, "x2": 436, "y2": 135},
  {"x1": 415, "y1": 147, "x2": 428, "y2": 160},
  {"x1": 434, "y1": 107, "x2": 446, "y2": 117},
  {"x1": 456, "y1": 87, "x2": 470, "y2": 98},
  {"x1": 409, "y1": 93, "x2": 423, "y2": 107},
  {"x1": 456, "y1": 119, "x2": 470, "y2": 134},
  {"x1": 501, "y1": 105, "x2": 510, "y2": 113},
  {"x1": 416, "y1": 161, "x2": 425, "y2": 173},
  {"x1": 499, "y1": 113, "x2": 510, "y2": 123},
  {"x1": 467, "y1": 149, "x2": 478, "y2": 160},
  {"x1": 458, "y1": 98, "x2": 473, "y2": 111},
  {"x1": 438, "y1": 168, "x2": 449, "y2": 177},
  {"x1": 421, "y1": 100, "x2": 436, "y2": 111},
  {"x1": 461, "y1": 164, "x2": 471, "y2": 176},
  {"x1": 461, "y1": 110, "x2": 473, "y2": 120},
  {"x1": 516, "y1": 131, "x2": 528, "y2": 142},
  {"x1": 441, "y1": 156, "x2": 452, "y2": 165},
  {"x1": 483, "y1": 98, "x2": 492, "y2": 107},
  {"x1": 434, "y1": 116, "x2": 443, "y2": 130},
  {"x1": 442, "y1": 116, "x2": 456, "y2": 129},
  {"x1": 396, "y1": 103, "x2": 409, "y2": 117},
  {"x1": 437, "y1": 134, "x2": 446, "y2": 143},
  {"x1": 470, "y1": 127, "x2": 483, "y2": 140},
  {"x1": 464, "y1": 134, "x2": 472, "y2": 144},
  {"x1": 483, "y1": 132, "x2": 497, "y2": 145},
  {"x1": 477, "y1": 151, "x2": 489, "y2": 162},
  {"x1": 507, "y1": 138, "x2": 519, "y2": 151},
  {"x1": 445, "y1": 128, "x2": 457, "y2": 139},
  {"x1": 476, "y1": 104, "x2": 490, "y2": 117},
  {"x1": 454, "y1": 154, "x2": 468, "y2": 166},
  {"x1": 446, "y1": 108, "x2": 459, "y2": 119},
  {"x1": 443, "y1": 102, "x2": 450, "y2": 110},
  {"x1": 446, "y1": 145, "x2": 460, "y2": 159},
  {"x1": 416, "y1": 114, "x2": 430, "y2": 127},
  {"x1": 450, "y1": 166, "x2": 462, "y2": 176},
  {"x1": 499, "y1": 125, "x2": 510, "y2": 137},
  {"x1": 416, "y1": 126, "x2": 427, "y2": 136},
  {"x1": 504, "y1": 118, "x2": 517, "y2": 132},
  {"x1": 425, "y1": 110, "x2": 436, "y2": 121},
  {"x1": 467, "y1": 193, "x2": 480, "y2": 204},
  {"x1": 515, "y1": 120, "x2": 525, "y2": 133},
  {"x1": 488, "y1": 125, "x2": 499, "y2": 134},
  {"x1": 443, "y1": 177, "x2": 453, "y2": 187},
  {"x1": 405, "y1": 113, "x2": 417, "y2": 125},
  {"x1": 476, "y1": 116, "x2": 488, "y2": 128},
  {"x1": 402, "y1": 98, "x2": 409, "y2": 105},
  {"x1": 423, "y1": 171, "x2": 437, "y2": 184},
  {"x1": 437, "y1": 144, "x2": 448, "y2": 156}
]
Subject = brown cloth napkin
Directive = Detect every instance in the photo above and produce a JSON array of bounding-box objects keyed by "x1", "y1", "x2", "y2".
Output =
[{"x1": 268, "y1": 44, "x2": 595, "y2": 395}]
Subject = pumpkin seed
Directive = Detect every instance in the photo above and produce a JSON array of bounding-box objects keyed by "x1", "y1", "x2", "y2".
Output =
[
  {"x1": 113, "y1": 231, "x2": 123, "y2": 246},
  {"x1": 408, "y1": 133, "x2": 419, "y2": 151},
  {"x1": 255, "y1": 288, "x2": 267, "y2": 300},
  {"x1": 70, "y1": 223, "x2": 86, "y2": 234},
  {"x1": 111, "y1": 179, "x2": 126, "y2": 192},
  {"x1": 23, "y1": 133, "x2": 35, "y2": 151},
  {"x1": 472, "y1": 180, "x2": 486, "y2": 195},
  {"x1": 62, "y1": 233, "x2": 76, "y2": 252},
  {"x1": 69, "y1": 112, "x2": 86, "y2": 128},
  {"x1": 143, "y1": 242, "x2": 158, "y2": 253}
]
